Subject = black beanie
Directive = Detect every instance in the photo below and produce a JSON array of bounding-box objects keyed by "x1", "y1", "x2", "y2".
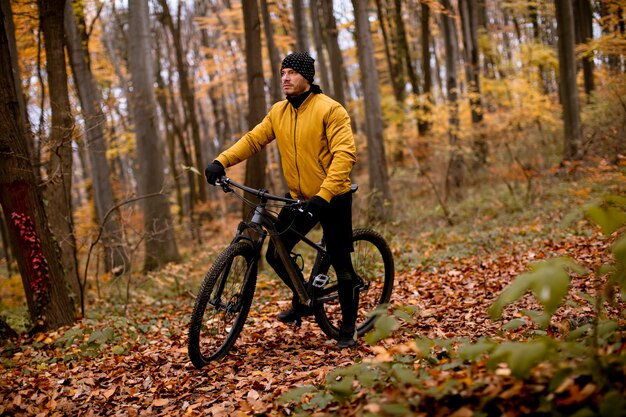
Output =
[{"x1": 281, "y1": 52, "x2": 315, "y2": 84}]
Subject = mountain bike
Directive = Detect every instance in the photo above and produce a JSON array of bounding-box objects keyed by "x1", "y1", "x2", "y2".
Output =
[{"x1": 188, "y1": 176, "x2": 394, "y2": 368}]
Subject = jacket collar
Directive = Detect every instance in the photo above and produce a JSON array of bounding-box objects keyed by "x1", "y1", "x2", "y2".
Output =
[
  {"x1": 286, "y1": 89, "x2": 312, "y2": 109},
  {"x1": 286, "y1": 84, "x2": 322, "y2": 111}
]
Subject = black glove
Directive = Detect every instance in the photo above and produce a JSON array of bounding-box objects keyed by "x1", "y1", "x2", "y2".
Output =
[
  {"x1": 305, "y1": 196, "x2": 330, "y2": 219},
  {"x1": 205, "y1": 160, "x2": 225, "y2": 185}
]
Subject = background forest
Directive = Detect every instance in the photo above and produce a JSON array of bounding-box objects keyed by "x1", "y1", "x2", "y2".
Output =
[{"x1": 1, "y1": 0, "x2": 626, "y2": 415}]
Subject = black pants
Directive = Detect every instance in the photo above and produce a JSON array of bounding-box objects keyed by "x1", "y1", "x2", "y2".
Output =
[{"x1": 266, "y1": 191, "x2": 355, "y2": 301}]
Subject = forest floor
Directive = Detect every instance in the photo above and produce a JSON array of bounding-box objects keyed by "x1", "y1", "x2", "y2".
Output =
[{"x1": 1, "y1": 159, "x2": 625, "y2": 416}]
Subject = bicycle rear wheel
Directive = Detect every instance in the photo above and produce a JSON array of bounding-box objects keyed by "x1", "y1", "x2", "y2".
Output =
[
  {"x1": 188, "y1": 242, "x2": 256, "y2": 368},
  {"x1": 314, "y1": 228, "x2": 394, "y2": 339}
]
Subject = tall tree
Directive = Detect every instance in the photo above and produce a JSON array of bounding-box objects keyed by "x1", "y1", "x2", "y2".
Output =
[
  {"x1": 376, "y1": 0, "x2": 404, "y2": 103},
  {"x1": 260, "y1": 0, "x2": 289, "y2": 193},
  {"x1": 393, "y1": 0, "x2": 419, "y2": 98},
  {"x1": 459, "y1": 0, "x2": 483, "y2": 124},
  {"x1": 0, "y1": 212, "x2": 13, "y2": 276},
  {"x1": 242, "y1": 0, "x2": 268, "y2": 217},
  {"x1": 555, "y1": 0, "x2": 583, "y2": 160},
  {"x1": 38, "y1": 0, "x2": 81, "y2": 298},
  {"x1": 64, "y1": 0, "x2": 129, "y2": 277},
  {"x1": 321, "y1": 0, "x2": 346, "y2": 107},
  {"x1": 529, "y1": 2, "x2": 552, "y2": 94},
  {"x1": 0, "y1": 0, "x2": 75, "y2": 330},
  {"x1": 154, "y1": 33, "x2": 191, "y2": 227},
  {"x1": 260, "y1": 0, "x2": 282, "y2": 104},
  {"x1": 573, "y1": 0, "x2": 595, "y2": 97},
  {"x1": 351, "y1": 0, "x2": 391, "y2": 220},
  {"x1": 292, "y1": 0, "x2": 309, "y2": 51},
  {"x1": 127, "y1": 0, "x2": 181, "y2": 270},
  {"x1": 157, "y1": 0, "x2": 207, "y2": 203},
  {"x1": 459, "y1": 0, "x2": 487, "y2": 169},
  {"x1": 310, "y1": 0, "x2": 330, "y2": 92},
  {"x1": 418, "y1": 0, "x2": 433, "y2": 135},
  {"x1": 441, "y1": 0, "x2": 464, "y2": 197}
]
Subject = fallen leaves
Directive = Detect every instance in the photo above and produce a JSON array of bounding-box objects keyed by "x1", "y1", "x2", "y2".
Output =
[{"x1": 0, "y1": 224, "x2": 622, "y2": 416}]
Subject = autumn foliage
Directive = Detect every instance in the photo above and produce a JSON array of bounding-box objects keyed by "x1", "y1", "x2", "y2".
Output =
[{"x1": 1, "y1": 0, "x2": 626, "y2": 415}]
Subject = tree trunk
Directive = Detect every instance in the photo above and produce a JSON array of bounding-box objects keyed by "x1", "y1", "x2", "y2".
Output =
[
  {"x1": 598, "y1": 1, "x2": 624, "y2": 71},
  {"x1": 529, "y1": 2, "x2": 551, "y2": 95},
  {"x1": 321, "y1": 0, "x2": 346, "y2": 107},
  {"x1": 157, "y1": 0, "x2": 206, "y2": 203},
  {"x1": 573, "y1": 0, "x2": 595, "y2": 98},
  {"x1": 154, "y1": 39, "x2": 186, "y2": 225},
  {"x1": 394, "y1": 0, "x2": 419, "y2": 97},
  {"x1": 310, "y1": 0, "x2": 330, "y2": 92},
  {"x1": 351, "y1": 0, "x2": 391, "y2": 221},
  {"x1": 64, "y1": 0, "x2": 129, "y2": 277},
  {"x1": 555, "y1": 0, "x2": 583, "y2": 160},
  {"x1": 242, "y1": 0, "x2": 268, "y2": 218},
  {"x1": 127, "y1": 0, "x2": 181, "y2": 271},
  {"x1": 292, "y1": 0, "x2": 309, "y2": 51},
  {"x1": 376, "y1": 0, "x2": 404, "y2": 103},
  {"x1": 260, "y1": 0, "x2": 283, "y2": 104},
  {"x1": 441, "y1": 0, "x2": 464, "y2": 198},
  {"x1": 459, "y1": 0, "x2": 487, "y2": 170},
  {"x1": 260, "y1": 0, "x2": 289, "y2": 192},
  {"x1": 38, "y1": 0, "x2": 81, "y2": 300},
  {"x1": 0, "y1": 211, "x2": 14, "y2": 276},
  {"x1": 459, "y1": 0, "x2": 483, "y2": 124},
  {"x1": 418, "y1": 1, "x2": 433, "y2": 135},
  {"x1": 0, "y1": 0, "x2": 75, "y2": 330},
  {"x1": 196, "y1": 14, "x2": 230, "y2": 153}
]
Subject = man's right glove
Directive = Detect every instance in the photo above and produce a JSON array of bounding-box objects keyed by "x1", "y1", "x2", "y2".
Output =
[{"x1": 205, "y1": 160, "x2": 225, "y2": 185}]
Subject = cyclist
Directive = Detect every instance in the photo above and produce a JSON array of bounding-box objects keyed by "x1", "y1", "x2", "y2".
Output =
[{"x1": 205, "y1": 51, "x2": 359, "y2": 348}]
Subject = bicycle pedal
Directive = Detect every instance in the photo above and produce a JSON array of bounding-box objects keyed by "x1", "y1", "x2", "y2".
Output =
[{"x1": 311, "y1": 274, "x2": 330, "y2": 288}]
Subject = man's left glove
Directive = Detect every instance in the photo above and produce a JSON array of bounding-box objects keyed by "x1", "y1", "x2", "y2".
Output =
[
  {"x1": 305, "y1": 196, "x2": 330, "y2": 218},
  {"x1": 205, "y1": 160, "x2": 225, "y2": 185}
]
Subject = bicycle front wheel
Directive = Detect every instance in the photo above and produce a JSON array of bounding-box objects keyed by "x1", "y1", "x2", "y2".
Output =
[
  {"x1": 188, "y1": 242, "x2": 256, "y2": 368},
  {"x1": 314, "y1": 228, "x2": 394, "y2": 339}
]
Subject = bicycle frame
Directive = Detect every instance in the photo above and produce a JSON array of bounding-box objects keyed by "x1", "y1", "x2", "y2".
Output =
[{"x1": 219, "y1": 177, "x2": 329, "y2": 307}]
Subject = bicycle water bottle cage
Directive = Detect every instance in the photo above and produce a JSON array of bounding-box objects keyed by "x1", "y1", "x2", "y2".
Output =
[
  {"x1": 311, "y1": 274, "x2": 330, "y2": 288},
  {"x1": 290, "y1": 253, "x2": 304, "y2": 272}
]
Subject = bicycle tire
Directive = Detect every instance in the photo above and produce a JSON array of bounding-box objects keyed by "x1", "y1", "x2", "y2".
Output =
[
  {"x1": 314, "y1": 228, "x2": 394, "y2": 339},
  {"x1": 188, "y1": 242, "x2": 256, "y2": 368}
]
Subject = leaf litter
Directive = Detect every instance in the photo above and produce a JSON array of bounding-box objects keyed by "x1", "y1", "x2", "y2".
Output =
[{"x1": 1, "y1": 228, "x2": 622, "y2": 416}]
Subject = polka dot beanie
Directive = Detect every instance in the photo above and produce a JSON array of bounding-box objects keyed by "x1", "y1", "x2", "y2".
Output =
[{"x1": 281, "y1": 51, "x2": 315, "y2": 84}]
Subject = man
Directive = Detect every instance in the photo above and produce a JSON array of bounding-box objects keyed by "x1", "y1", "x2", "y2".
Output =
[{"x1": 205, "y1": 52, "x2": 359, "y2": 348}]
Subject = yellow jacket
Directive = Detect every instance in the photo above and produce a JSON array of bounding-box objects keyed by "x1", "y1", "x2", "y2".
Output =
[{"x1": 216, "y1": 93, "x2": 356, "y2": 202}]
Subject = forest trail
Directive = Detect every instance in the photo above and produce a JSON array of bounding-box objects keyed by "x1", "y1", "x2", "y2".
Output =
[{"x1": 0, "y1": 228, "x2": 610, "y2": 416}]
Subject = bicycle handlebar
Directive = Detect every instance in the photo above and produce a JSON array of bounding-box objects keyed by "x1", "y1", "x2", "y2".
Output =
[{"x1": 216, "y1": 176, "x2": 304, "y2": 205}]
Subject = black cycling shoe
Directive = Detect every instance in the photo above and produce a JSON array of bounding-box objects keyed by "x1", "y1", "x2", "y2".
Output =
[
  {"x1": 277, "y1": 306, "x2": 314, "y2": 325},
  {"x1": 336, "y1": 329, "x2": 357, "y2": 349}
]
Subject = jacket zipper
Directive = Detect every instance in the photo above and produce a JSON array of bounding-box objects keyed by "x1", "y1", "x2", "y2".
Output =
[{"x1": 293, "y1": 110, "x2": 302, "y2": 197}]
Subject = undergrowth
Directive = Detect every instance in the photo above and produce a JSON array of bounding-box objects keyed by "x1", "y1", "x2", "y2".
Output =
[{"x1": 278, "y1": 188, "x2": 626, "y2": 417}]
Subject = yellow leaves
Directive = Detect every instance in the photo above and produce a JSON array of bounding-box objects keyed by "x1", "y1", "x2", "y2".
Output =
[
  {"x1": 585, "y1": 33, "x2": 626, "y2": 57},
  {"x1": 106, "y1": 130, "x2": 136, "y2": 160},
  {"x1": 520, "y1": 42, "x2": 559, "y2": 70}
]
